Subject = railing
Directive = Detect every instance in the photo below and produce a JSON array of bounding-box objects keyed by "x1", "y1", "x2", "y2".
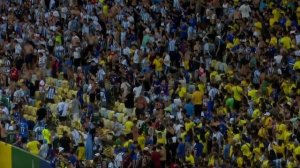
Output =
[{"x1": 0, "y1": 141, "x2": 52, "y2": 168}]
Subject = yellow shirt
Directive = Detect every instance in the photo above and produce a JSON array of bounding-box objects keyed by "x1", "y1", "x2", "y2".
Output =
[
  {"x1": 273, "y1": 144, "x2": 285, "y2": 156},
  {"x1": 103, "y1": 5, "x2": 109, "y2": 16},
  {"x1": 269, "y1": 37, "x2": 278, "y2": 46},
  {"x1": 233, "y1": 38, "x2": 240, "y2": 46},
  {"x1": 231, "y1": 86, "x2": 243, "y2": 101},
  {"x1": 185, "y1": 154, "x2": 195, "y2": 166},
  {"x1": 252, "y1": 109, "x2": 261, "y2": 119},
  {"x1": 294, "y1": 60, "x2": 300, "y2": 70},
  {"x1": 272, "y1": 8, "x2": 281, "y2": 21},
  {"x1": 208, "y1": 156, "x2": 215, "y2": 167},
  {"x1": 180, "y1": 131, "x2": 187, "y2": 142},
  {"x1": 192, "y1": 90, "x2": 203, "y2": 105},
  {"x1": 26, "y1": 140, "x2": 40, "y2": 155},
  {"x1": 233, "y1": 133, "x2": 241, "y2": 143},
  {"x1": 262, "y1": 160, "x2": 270, "y2": 168},
  {"x1": 42, "y1": 129, "x2": 51, "y2": 144},
  {"x1": 153, "y1": 58, "x2": 163, "y2": 72},
  {"x1": 294, "y1": 146, "x2": 300, "y2": 157},
  {"x1": 241, "y1": 143, "x2": 251, "y2": 159},
  {"x1": 253, "y1": 147, "x2": 262, "y2": 161},
  {"x1": 258, "y1": 127, "x2": 267, "y2": 138},
  {"x1": 237, "y1": 156, "x2": 243, "y2": 168},
  {"x1": 185, "y1": 121, "x2": 195, "y2": 132},
  {"x1": 297, "y1": 7, "x2": 300, "y2": 24},
  {"x1": 77, "y1": 146, "x2": 85, "y2": 160},
  {"x1": 254, "y1": 21, "x2": 262, "y2": 29},
  {"x1": 280, "y1": 36, "x2": 292, "y2": 49},
  {"x1": 210, "y1": 71, "x2": 219, "y2": 81},
  {"x1": 224, "y1": 83, "x2": 233, "y2": 93},
  {"x1": 137, "y1": 135, "x2": 145, "y2": 149},
  {"x1": 157, "y1": 137, "x2": 166, "y2": 145},
  {"x1": 124, "y1": 121, "x2": 134, "y2": 134},
  {"x1": 269, "y1": 17, "x2": 277, "y2": 27},
  {"x1": 286, "y1": 143, "x2": 295, "y2": 152},
  {"x1": 123, "y1": 140, "x2": 133, "y2": 149},
  {"x1": 183, "y1": 60, "x2": 189, "y2": 70},
  {"x1": 197, "y1": 83, "x2": 205, "y2": 93},
  {"x1": 264, "y1": 116, "x2": 273, "y2": 129},
  {"x1": 248, "y1": 89, "x2": 259, "y2": 103},
  {"x1": 178, "y1": 86, "x2": 187, "y2": 98}
]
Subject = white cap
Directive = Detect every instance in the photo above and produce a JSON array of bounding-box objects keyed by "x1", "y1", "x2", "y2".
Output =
[{"x1": 264, "y1": 112, "x2": 271, "y2": 116}]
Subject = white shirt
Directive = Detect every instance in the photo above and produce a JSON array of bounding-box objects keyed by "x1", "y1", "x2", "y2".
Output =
[
  {"x1": 208, "y1": 87, "x2": 219, "y2": 100},
  {"x1": 274, "y1": 55, "x2": 283, "y2": 65},
  {"x1": 73, "y1": 47, "x2": 81, "y2": 59},
  {"x1": 39, "y1": 80, "x2": 46, "y2": 92},
  {"x1": 1, "y1": 106, "x2": 9, "y2": 116},
  {"x1": 57, "y1": 101, "x2": 69, "y2": 116},
  {"x1": 239, "y1": 4, "x2": 251, "y2": 18},
  {"x1": 133, "y1": 85, "x2": 142, "y2": 98},
  {"x1": 133, "y1": 50, "x2": 140, "y2": 64},
  {"x1": 38, "y1": 55, "x2": 47, "y2": 68},
  {"x1": 114, "y1": 152, "x2": 124, "y2": 168},
  {"x1": 120, "y1": 82, "x2": 131, "y2": 97},
  {"x1": 96, "y1": 69, "x2": 106, "y2": 82},
  {"x1": 71, "y1": 129, "x2": 81, "y2": 146},
  {"x1": 15, "y1": 43, "x2": 22, "y2": 55},
  {"x1": 163, "y1": 54, "x2": 171, "y2": 67}
]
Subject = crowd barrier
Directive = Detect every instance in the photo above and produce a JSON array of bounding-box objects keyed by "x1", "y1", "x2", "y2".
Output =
[{"x1": 0, "y1": 141, "x2": 52, "y2": 168}]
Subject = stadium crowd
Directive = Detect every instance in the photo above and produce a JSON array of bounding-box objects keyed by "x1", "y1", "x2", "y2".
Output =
[{"x1": 1, "y1": 0, "x2": 300, "y2": 167}]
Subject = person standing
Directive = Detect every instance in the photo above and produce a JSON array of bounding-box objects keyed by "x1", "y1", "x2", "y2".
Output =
[
  {"x1": 59, "y1": 131, "x2": 71, "y2": 154},
  {"x1": 57, "y1": 98, "x2": 69, "y2": 125},
  {"x1": 19, "y1": 118, "x2": 29, "y2": 144},
  {"x1": 71, "y1": 95, "x2": 81, "y2": 121},
  {"x1": 26, "y1": 135, "x2": 41, "y2": 155},
  {"x1": 192, "y1": 87, "x2": 203, "y2": 117},
  {"x1": 151, "y1": 146, "x2": 161, "y2": 168},
  {"x1": 159, "y1": 145, "x2": 167, "y2": 168}
]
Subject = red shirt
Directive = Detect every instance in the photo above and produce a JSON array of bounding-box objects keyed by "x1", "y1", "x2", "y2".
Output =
[
  {"x1": 170, "y1": 163, "x2": 180, "y2": 168},
  {"x1": 151, "y1": 151, "x2": 161, "y2": 168}
]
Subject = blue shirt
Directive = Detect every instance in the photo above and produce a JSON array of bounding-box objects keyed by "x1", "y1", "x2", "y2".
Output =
[
  {"x1": 19, "y1": 121, "x2": 28, "y2": 138},
  {"x1": 69, "y1": 155, "x2": 78, "y2": 166},
  {"x1": 184, "y1": 103, "x2": 194, "y2": 117},
  {"x1": 177, "y1": 142, "x2": 185, "y2": 158},
  {"x1": 194, "y1": 142, "x2": 203, "y2": 157}
]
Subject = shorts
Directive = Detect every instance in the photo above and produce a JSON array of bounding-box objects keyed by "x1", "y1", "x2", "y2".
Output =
[{"x1": 59, "y1": 116, "x2": 67, "y2": 122}]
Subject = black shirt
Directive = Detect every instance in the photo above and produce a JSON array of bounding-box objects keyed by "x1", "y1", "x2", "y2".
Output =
[
  {"x1": 125, "y1": 93, "x2": 134, "y2": 108},
  {"x1": 36, "y1": 108, "x2": 47, "y2": 121},
  {"x1": 59, "y1": 136, "x2": 71, "y2": 153}
]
